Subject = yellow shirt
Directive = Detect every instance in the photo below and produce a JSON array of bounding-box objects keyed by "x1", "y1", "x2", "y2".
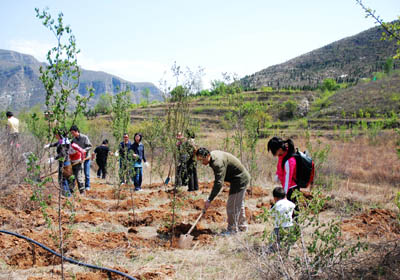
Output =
[{"x1": 7, "y1": 116, "x2": 19, "y2": 134}]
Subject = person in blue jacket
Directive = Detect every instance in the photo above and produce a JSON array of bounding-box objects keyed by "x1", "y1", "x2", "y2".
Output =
[{"x1": 130, "y1": 132, "x2": 147, "y2": 191}]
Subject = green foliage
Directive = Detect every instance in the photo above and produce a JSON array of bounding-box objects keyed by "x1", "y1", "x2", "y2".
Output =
[
  {"x1": 111, "y1": 90, "x2": 132, "y2": 141},
  {"x1": 95, "y1": 93, "x2": 113, "y2": 114},
  {"x1": 384, "y1": 57, "x2": 394, "y2": 74},
  {"x1": 142, "y1": 88, "x2": 150, "y2": 104},
  {"x1": 35, "y1": 8, "x2": 93, "y2": 136},
  {"x1": 395, "y1": 128, "x2": 400, "y2": 159},
  {"x1": 321, "y1": 78, "x2": 339, "y2": 91},
  {"x1": 311, "y1": 90, "x2": 335, "y2": 112},
  {"x1": 256, "y1": 188, "x2": 367, "y2": 278},
  {"x1": 395, "y1": 192, "x2": 400, "y2": 221},
  {"x1": 18, "y1": 105, "x2": 48, "y2": 142},
  {"x1": 260, "y1": 86, "x2": 274, "y2": 92},
  {"x1": 135, "y1": 118, "x2": 167, "y2": 185},
  {"x1": 279, "y1": 99, "x2": 298, "y2": 120},
  {"x1": 33, "y1": 9, "x2": 90, "y2": 276}
]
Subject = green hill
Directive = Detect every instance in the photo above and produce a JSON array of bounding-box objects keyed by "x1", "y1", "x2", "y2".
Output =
[{"x1": 241, "y1": 23, "x2": 399, "y2": 90}]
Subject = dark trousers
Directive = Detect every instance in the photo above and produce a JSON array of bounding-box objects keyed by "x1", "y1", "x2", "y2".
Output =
[
  {"x1": 287, "y1": 186, "x2": 300, "y2": 219},
  {"x1": 133, "y1": 167, "x2": 142, "y2": 190},
  {"x1": 96, "y1": 160, "x2": 107, "y2": 179},
  {"x1": 187, "y1": 165, "x2": 198, "y2": 191}
]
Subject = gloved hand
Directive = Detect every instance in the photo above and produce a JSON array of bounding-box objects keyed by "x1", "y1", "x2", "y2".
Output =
[
  {"x1": 44, "y1": 144, "x2": 50, "y2": 149},
  {"x1": 47, "y1": 157, "x2": 55, "y2": 164},
  {"x1": 144, "y1": 162, "x2": 150, "y2": 168},
  {"x1": 114, "y1": 151, "x2": 119, "y2": 157}
]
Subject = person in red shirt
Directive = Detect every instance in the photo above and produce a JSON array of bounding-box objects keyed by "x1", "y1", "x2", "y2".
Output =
[{"x1": 267, "y1": 137, "x2": 299, "y2": 217}]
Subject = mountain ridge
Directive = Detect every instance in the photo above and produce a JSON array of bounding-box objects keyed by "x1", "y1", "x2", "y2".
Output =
[
  {"x1": 241, "y1": 23, "x2": 399, "y2": 89},
  {"x1": 0, "y1": 49, "x2": 162, "y2": 112}
]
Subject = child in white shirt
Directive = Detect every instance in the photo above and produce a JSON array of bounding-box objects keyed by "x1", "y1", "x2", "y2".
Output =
[{"x1": 270, "y1": 186, "x2": 296, "y2": 250}]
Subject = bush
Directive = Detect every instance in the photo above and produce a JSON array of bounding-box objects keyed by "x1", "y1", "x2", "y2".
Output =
[{"x1": 279, "y1": 99, "x2": 298, "y2": 120}]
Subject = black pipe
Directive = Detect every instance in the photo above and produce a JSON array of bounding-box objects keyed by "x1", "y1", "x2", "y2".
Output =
[{"x1": 0, "y1": 230, "x2": 137, "y2": 280}]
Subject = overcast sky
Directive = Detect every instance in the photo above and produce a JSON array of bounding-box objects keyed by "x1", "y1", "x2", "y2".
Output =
[{"x1": 0, "y1": 0, "x2": 398, "y2": 89}]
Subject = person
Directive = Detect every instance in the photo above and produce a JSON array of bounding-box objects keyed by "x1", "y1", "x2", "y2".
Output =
[
  {"x1": 70, "y1": 125, "x2": 92, "y2": 191},
  {"x1": 92, "y1": 139, "x2": 110, "y2": 179},
  {"x1": 44, "y1": 130, "x2": 73, "y2": 196},
  {"x1": 175, "y1": 132, "x2": 188, "y2": 187},
  {"x1": 185, "y1": 129, "x2": 198, "y2": 192},
  {"x1": 129, "y1": 132, "x2": 147, "y2": 191},
  {"x1": 6, "y1": 111, "x2": 20, "y2": 147},
  {"x1": 196, "y1": 147, "x2": 250, "y2": 234},
  {"x1": 269, "y1": 186, "x2": 296, "y2": 252},
  {"x1": 118, "y1": 133, "x2": 132, "y2": 185},
  {"x1": 176, "y1": 130, "x2": 198, "y2": 191},
  {"x1": 45, "y1": 130, "x2": 85, "y2": 196},
  {"x1": 267, "y1": 137, "x2": 299, "y2": 217}
]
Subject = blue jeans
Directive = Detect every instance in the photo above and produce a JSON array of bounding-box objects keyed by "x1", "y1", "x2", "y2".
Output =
[
  {"x1": 132, "y1": 167, "x2": 142, "y2": 190},
  {"x1": 84, "y1": 159, "x2": 91, "y2": 189}
]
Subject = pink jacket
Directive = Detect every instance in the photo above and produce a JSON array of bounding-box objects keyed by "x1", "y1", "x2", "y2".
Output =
[
  {"x1": 276, "y1": 151, "x2": 297, "y2": 194},
  {"x1": 69, "y1": 143, "x2": 86, "y2": 163}
]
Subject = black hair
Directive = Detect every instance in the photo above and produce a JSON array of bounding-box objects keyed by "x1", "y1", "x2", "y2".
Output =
[
  {"x1": 267, "y1": 136, "x2": 295, "y2": 169},
  {"x1": 69, "y1": 125, "x2": 79, "y2": 132},
  {"x1": 102, "y1": 139, "x2": 109, "y2": 145},
  {"x1": 196, "y1": 147, "x2": 210, "y2": 157},
  {"x1": 134, "y1": 132, "x2": 142, "y2": 142},
  {"x1": 272, "y1": 187, "x2": 285, "y2": 199},
  {"x1": 6, "y1": 111, "x2": 13, "y2": 117}
]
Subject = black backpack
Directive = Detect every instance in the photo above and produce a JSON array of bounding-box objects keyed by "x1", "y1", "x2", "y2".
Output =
[{"x1": 293, "y1": 149, "x2": 315, "y2": 188}]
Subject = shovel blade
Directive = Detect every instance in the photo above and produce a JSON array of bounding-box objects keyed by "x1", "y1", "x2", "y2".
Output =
[{"x1": 178, "y1": 234, "x2": 194, "y2": 249}]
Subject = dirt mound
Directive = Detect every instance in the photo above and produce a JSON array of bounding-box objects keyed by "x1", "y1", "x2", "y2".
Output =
[
  {"x1": 108, "y1": 197, "x2": 151, "y2": 211},
  {"x1": 203, "y1": 210, "x2": 226, "y2": 223},
  {"x1": 157, "y1": 222, "x2": 213, "y2": 238},
  {"x1": 341, "y1": 209, "x2": 400, "y2": 240},
  {"x1": 247, "y1": 186, "x2": 269, "y2": 198},
  {"x1": 74, "y1": 211, "x2": 114, "y2": 225},
  {"x1": 0, "y1": 230, "x2": 61, "y2": 269},
  {"x1": 134, "y1": 264, "x2": 176, "y2": 280},
  {"x1": 0, "y1": 184, "x2": 45, "y2": 211}
]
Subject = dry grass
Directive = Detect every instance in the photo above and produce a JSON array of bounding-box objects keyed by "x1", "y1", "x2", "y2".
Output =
[{"x1": 1, "y1": 125, "x2": 399, "y2": 279}]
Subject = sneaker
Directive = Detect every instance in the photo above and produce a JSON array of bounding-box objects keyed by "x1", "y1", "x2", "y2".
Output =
[
  {"x1": 134, "y1": 188, "x2": 142, "y2": 191},
  {"x1": 85, "y1": 187, "x2": 90, "y2": 191}
]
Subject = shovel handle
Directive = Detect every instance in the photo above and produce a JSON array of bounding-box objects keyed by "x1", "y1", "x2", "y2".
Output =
[
  {"x1": 186, "y1": 210, "x2": 205, "y2": 235},
  {"x1": 40, "y1": 157, "x2": 90, "y2": 180}
]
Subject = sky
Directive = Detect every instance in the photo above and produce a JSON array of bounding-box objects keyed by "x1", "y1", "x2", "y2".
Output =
[{"x1": 0, "y1": 0, "x2": 399, "y2": 89}]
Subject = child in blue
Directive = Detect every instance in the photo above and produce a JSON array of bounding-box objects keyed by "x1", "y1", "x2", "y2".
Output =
[{"x1": 130, "y1": 132, "x2": 147, "y2": 191}]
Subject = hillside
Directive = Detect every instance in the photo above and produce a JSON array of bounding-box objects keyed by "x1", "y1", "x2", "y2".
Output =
[
  {"x1": 241, "y1": 24, "x2": 399, "y2": 90},
  {"x1": 123, "y1": 71, "x2": 400, "y2": 132},
  {"x1": 0, "y1": 49, "x2": 162, "y2": 112},
  {"x1": 311, "y1": 71, "x2": 400, "y2": 119}
]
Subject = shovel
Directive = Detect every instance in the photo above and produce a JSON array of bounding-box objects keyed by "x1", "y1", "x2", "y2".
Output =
[{"x1": 178, "y1": 210, "x2": 205, "y2": 249}]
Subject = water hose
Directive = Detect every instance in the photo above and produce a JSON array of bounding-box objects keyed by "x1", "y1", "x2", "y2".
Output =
[{"x1": 0, "y1": 230, "x2": 137, "y2": 280}]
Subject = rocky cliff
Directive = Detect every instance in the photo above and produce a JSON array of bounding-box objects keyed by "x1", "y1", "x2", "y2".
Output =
[{"x1": 0, "y1": 49, "x2": 162, "y2": 111}]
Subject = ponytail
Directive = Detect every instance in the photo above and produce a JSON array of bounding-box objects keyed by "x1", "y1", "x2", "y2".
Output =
[{"x1": 281, "y1": 139, "x2": 295, "y2": 169}]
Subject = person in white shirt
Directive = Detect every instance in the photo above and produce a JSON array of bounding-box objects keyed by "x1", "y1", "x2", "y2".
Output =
[
  {"x1": 6, "y1": 111, "x2": 19, "y2": 146},
  {"x1": 270, "y1": 186, "x2": 296, "y2": 251}
]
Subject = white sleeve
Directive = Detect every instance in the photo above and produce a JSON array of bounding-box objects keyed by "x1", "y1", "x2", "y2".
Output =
[{"x1": 284, "y1": 161, "x2": 290, "y2": 194}]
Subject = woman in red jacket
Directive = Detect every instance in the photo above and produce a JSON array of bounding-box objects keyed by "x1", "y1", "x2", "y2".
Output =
[{"x1": 267, "y1": 137, "x2": 299, "y2": 216}]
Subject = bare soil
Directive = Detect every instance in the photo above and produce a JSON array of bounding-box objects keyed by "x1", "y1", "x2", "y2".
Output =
[{"x1": 0, "y1": 179, "x2": 399, "y2": 279}]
